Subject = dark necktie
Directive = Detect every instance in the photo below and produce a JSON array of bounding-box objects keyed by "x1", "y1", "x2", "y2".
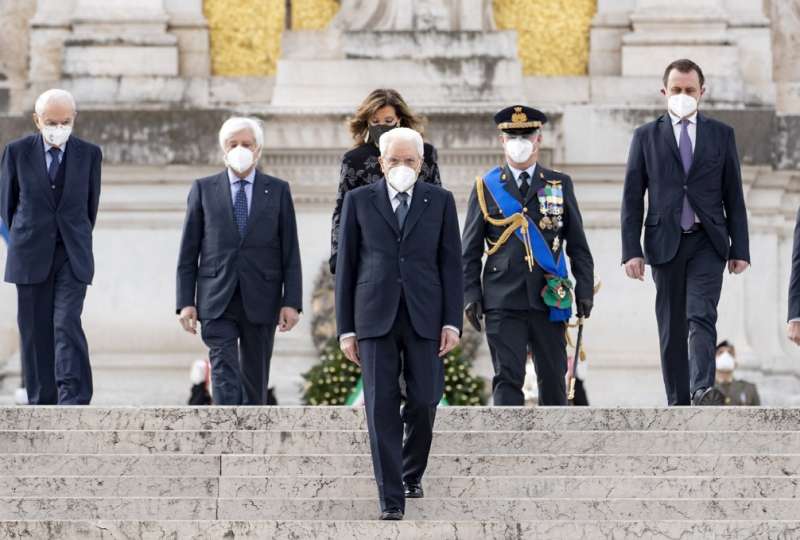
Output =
[
  {"x1": 395, "y1": 191, "x2": 409, "y2": 229},
  {"x1": 233, "y1": 180, "x2": 249, "y2": 237},
  {"x1": 679, "y1": 119, "x2": 696, "y2": 231},
  {"x1": 47, "y1": 147, "x2": 61, "y2": 186},
  {"x1": 518, "y1": 171, "x2": 530, "y2": 199}
]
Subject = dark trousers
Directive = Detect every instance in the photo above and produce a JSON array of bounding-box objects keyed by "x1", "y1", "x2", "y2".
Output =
[
  {"x1": 200, "y1": 288, "x2": 276, "y2": 405},
  {"x1": 16, "y1": 243, "x2": 92, "y2": 405},
  {"x1": 651, "y1": 230, "x2": 725, "y2": 406},
  {"x1": 359, "y1": 299, "x2": 443, "y2": 513},
  {"x1": 485, "y1": 308, "x2": 567, "y2": 406}
]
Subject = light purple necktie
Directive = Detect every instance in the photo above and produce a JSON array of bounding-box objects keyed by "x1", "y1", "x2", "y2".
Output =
[{"x1": 679, "y1": 119, "x2": 695, "y2": 231}]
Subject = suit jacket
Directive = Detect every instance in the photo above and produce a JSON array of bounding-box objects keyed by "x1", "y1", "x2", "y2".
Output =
[
  {"x1": 788, "y1": 208, "x2": 800, "y2": 321},
  {"x1": 335, "y1": 178, "x2": 463, "y2": 341},
  {"x1": 0, "y1": 134, "x2": 102, "y2": 285},
  {"x1": 462, "y1": 164, "x2": 594, "y2": 312},
  {"x1": 175, "y1": 170, "x2": 302, "y2": 326},
  {"x1": 621, "y1": 113, "x2": 750, "y2": 266}
]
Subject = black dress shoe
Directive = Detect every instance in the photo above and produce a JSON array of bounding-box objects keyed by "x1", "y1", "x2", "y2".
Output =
[
  {"x1": 404, "y1": 483, "x2": 424, "y2": 498},
  {"x1": 380, "y1": 509, "x2": 404, "y2": 521},
  {"x1": 692, "y1": 387, "x2": 725, "y2": 406}
]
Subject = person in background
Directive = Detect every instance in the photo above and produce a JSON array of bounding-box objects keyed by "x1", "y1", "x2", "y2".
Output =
[
  {"x1": 329, "y1": 88, "x2": 441, "y2": 274},
  {"x1": 714, "y1": 341, "x2": 760, "y2": 406}
]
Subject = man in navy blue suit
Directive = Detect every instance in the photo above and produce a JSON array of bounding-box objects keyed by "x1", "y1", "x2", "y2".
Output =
[
  {"x1": 176, "y1": 117, "x2": 302, "y2": 405},
  {"x1": 335, "y1": 127, "x2": 463, "y2": 521},
  {"x1": 0, "y1": 89, "x2": 102, "y2": 405},
  {"x1": 621, "y1": 59, "x2": 750, "y2": 406}
]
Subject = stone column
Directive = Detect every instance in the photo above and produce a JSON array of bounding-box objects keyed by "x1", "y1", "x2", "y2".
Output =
[
  {"x1": 164, "y1": 0, "x2": 210, "y2": 77},
  {"x1": 28, "y1": 0, "x2": 76, "y2": 85},
  {"x1": 769, "y1": 0, "x2": 800, "y2": 114},
  {"x1": 588, "y1": 0, "x2": 635, "y2": 76}
]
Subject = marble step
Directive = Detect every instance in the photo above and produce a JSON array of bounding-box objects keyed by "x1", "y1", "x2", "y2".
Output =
[
  {"x1": 3, "y1": 406, "x2": 799, "y2": 432},
  {"x1": 4, "y1": 520, "x2": 800, "y2": 540},
  {"x1": 2, "y1": 428, "x2": 800, "y2": 455},
  {"x1": 4, "y1": 475, "x2": 798, "y2": 499},
  {"x1": 5, "y1": 453, "x2": 800, "y2": 477},
  {"x1": 3, "y1": 497, "x2": 800, "y2": 521}
]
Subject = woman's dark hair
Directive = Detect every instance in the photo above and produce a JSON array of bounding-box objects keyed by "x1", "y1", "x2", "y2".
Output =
[{"x1": 348, "y1": 88, "x2": 425, "y2": 146}]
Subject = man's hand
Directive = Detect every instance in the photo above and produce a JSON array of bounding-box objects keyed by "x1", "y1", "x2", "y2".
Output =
[
  {"x1": 624, "y1": 257, "x2": 645, "y2": 281},
  {"x1": 439, "y1": 328, "x2": 460, "y2": 358},
  {"x1": 788, "y1": 321, "x2": 800, "y2": 346},
  {"x1": 178, "y1": 306, "x2": 198, "y2": 335},
  {"x1": 728, "y1": 260, "x2": 749, "y2": 275},
  {"x1": 340, "y1": 336, "x2": 360, "y2": 366},
  {"x1": 576, "y1": 298, "x2": 593, "y2": 319},
  {"x1": 465, "y1": 302, "x2": 483, "y2": 332},
  {"x1": 279, "y1": 307, "x2": 300, "y2": 332}
]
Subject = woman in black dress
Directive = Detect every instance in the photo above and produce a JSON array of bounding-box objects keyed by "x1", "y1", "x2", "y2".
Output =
[{"x1": 329, "y1": 88, "x2": 442, "y2": 273}]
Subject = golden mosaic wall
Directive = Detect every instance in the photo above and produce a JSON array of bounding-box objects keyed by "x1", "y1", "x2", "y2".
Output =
[
  {"x1": 204, "y1": 0, "x2": 595, "y2": 76},
  {"x1": 494, "y1": 0, "x2": 597, "y2": 76},
  {"x1": 291, "y1": 0, "x2": 339, "y2": 30},
  {"x1": 204, "y1": 0, "x2": 285, "y2": 76}
]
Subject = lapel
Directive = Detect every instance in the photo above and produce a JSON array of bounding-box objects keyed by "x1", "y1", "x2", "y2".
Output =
[
  {"x1": 402, "y1": 180, "x2": 431, "y2": 240},
  {"x1": 687, "y1": 113, "x2": 708, "y2": 180},
  {"x1": 500, "y1": 165, "x2": 524, "y2": 204},
  {"x1": 370, "y1": 178, "x2": 400, "y2": 236},
  {"x1": 659, "y1": 114, "x2": 683, "y2": 171},
  {"x1": 24, "y1": 134, "x2": 55, "y2": 209},
  {"x1": 242, "y1": 171, "x2": 271, "y2": 242},
  {"x1": 60, "y1": 139, "x2": 83, "y2": 210},
  {"x1": 215, "y1": 171, "x2": 240, "y2": 241}
]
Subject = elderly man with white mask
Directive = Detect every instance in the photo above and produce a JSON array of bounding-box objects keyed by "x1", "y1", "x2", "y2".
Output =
[
  {"x1": 335, "y1": 127, "x2": 463, "y2": 520},
  {"x1": 176, "y1": 117, "x2": 302, "y2": 405},
  {"x1": 1, "y1": 88, "x2": 102, "y2": 405}
]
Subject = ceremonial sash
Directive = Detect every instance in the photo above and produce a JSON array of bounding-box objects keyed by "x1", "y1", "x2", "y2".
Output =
[
  {"x1": 481, "y1": 167, "x2": 573, "y2": 322},
  {"x1": 0, "y1": 219, "x2": 8, "y2": 244}
]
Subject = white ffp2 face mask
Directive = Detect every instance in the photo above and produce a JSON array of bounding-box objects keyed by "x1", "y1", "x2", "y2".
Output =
[
  {"x1": 386, "y1": 165, "x2": 418, "y2": 193},
  {"x1": 668, "y1": 93, "x2": 698, "y2": 119},
  {"x1": 41, "y1": 124, "x2": 72, "y2": 147},
  {"x1": 716, "y1": 351, "x2": 735, "y2": 372},
  {"x1": 505, "y1": 137, "x2": 534, "y2": 164},
  {"x1": 226, "y1": 146, "x2": 255, "y2": 174}
]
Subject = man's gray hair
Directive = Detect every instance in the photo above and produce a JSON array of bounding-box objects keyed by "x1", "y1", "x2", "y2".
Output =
[
  {"x1": 379, "y1": 127, "x2": 424, "y2": 158},
  {"x1": 34, "y1": 89, "x2": 77, "y2": 116},
  {"x1": 218, "y1": 117, "x2": 264, "y2": 151}
]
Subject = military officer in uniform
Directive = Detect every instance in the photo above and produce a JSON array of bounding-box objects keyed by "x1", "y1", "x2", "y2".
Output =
[
  {"x1": 714, "y1": 341, "x2": 760, "y2": 406},
  {"x1": 462, "y1": 105, "x2": 595, "y2": 406}
]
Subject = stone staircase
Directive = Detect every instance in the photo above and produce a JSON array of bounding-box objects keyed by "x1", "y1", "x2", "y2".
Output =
[{"x1": 1, "y1": 406, "x2": 799, "y2": 539}]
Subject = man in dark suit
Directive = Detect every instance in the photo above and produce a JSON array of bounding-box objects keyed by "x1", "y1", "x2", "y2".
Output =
[
  {"x1": 787, "y1": 210, "x2": 800, "y2": 345},
  {"x1": 462, "y1": 105, "x2": 595, "y2": 406},
  {"x1": 0, "y1": 89, "x2": 102, "y2": 405},
  {"x1": 176, "y1": 117, "x2": 302, "y2": 405},
  {"x1": 621, "y1": 59, "x2": 750, "y2": 406},
  {"x1": 336, "y1": 127, "x2": 463, "y2": 521}
]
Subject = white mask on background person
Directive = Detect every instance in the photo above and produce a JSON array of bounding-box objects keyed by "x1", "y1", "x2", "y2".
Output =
[
  {"x1": 41, "y1": 124, "x2": 72, "y2": 147},
  {"x1": 226, "y1": 146, "x2": 255, "y2": 173},
  {"x1": 715, "y1": 351, "x2": 736, "y2": 373},
  {"x1": 668, "y1": 93, "x2": 698, "y2": 119},
  {"x1": 386, "y1": 165, "x2": 418, "y2": 193},
  {"x1": 505, "y1": 137, "x2": 534, "y2": 163}
]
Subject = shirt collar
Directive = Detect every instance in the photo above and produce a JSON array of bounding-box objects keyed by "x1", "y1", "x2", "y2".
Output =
[
  {"x1": 386, "y1": 180, "x2": 414, "y2": 201},
  {"x1": 227, "y1": 167, "x2": 256, "y2": 186},
  {"x1": 669, "y1": 110, "x2": 698, "y2": 126},
  {"x1": 508, "y1": 163, "x2": 537, "y2": 182},
  {"x1": 43, "y1": 139, "x2": 67, "y2": 155}
]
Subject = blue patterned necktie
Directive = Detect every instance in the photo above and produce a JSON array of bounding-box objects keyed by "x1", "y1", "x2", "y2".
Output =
[
  {"x1": 233, "y1": 180, "x2": 249, "y2": 237},
  {"x1": 395, "y1": 192, "x2": 409, "y2": 229},
  {"x1": 47, "y1": 147, "x2": 61, "y2": 186},
  {"x1": 679, "y1": 119, "x2": 695, "y2": 231}
]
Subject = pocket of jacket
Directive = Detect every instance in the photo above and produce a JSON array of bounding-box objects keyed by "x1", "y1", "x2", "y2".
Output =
[
  {"x1": 644, "y1": 214, "x2": 660, "y2": 227},
  {"x1": 198, "y1": 265, "x2": 218, "y2": 277}
]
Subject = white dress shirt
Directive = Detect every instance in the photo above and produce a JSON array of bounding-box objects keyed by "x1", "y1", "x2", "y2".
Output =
[
  {"x1": 507, "y1": 163, "x2": 537, "y2": 188},
  {"x1": 339, "y1": 180, "x2": 459, "y2": 342},
  {"x1": 227, "y1": 168, "x2": 255, "y2": 213},
  {"x1": 669, "y1": 110, "x2": 697, "y2": 152}
]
